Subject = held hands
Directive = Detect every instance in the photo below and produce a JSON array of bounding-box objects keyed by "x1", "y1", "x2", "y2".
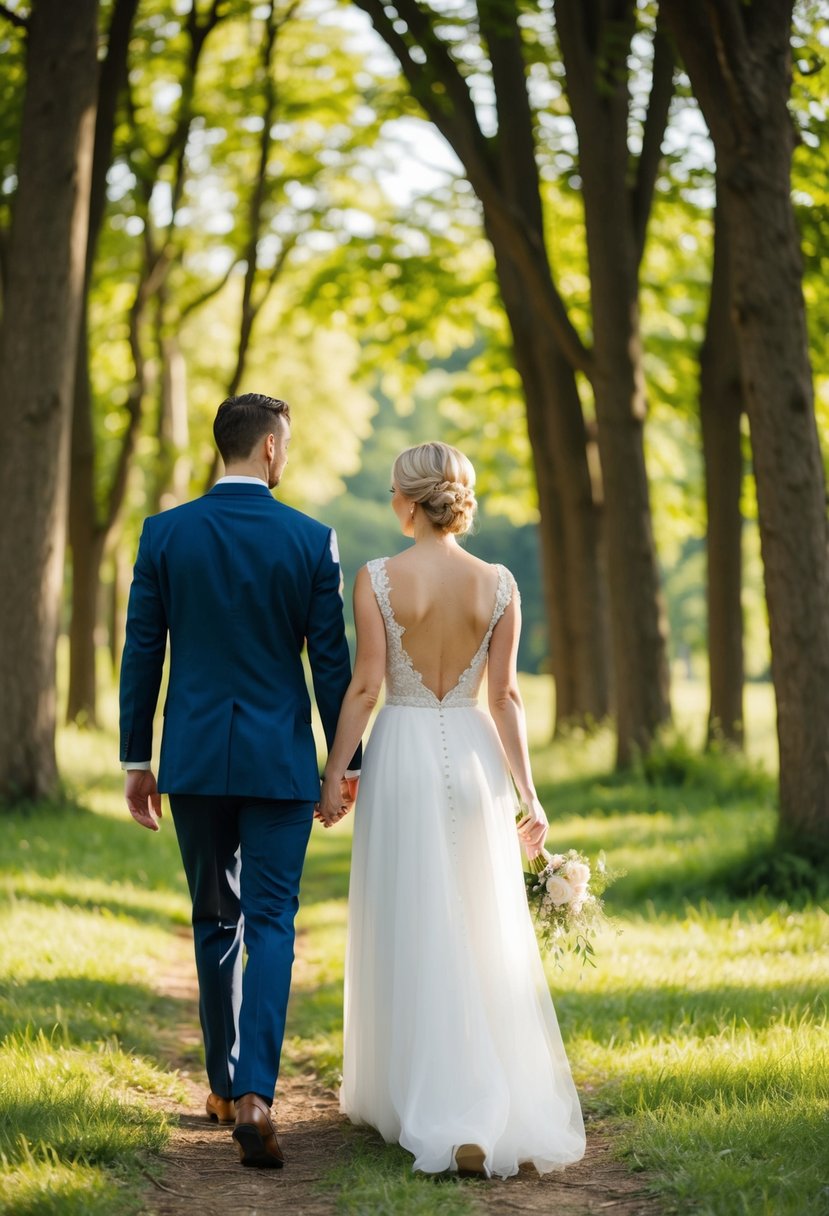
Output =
[
  {"x1": 125, "y1": 770, "x2": 163, "y2": 832},
  {"x1": 516, "y1": 794, "x2": 548, "y2": 860},
  {"x1": 315, "y1": 774, "x2": 359, "y2": 828}
]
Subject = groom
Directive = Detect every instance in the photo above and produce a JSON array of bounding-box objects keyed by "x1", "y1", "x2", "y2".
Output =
[{"x1": 119, "y1": 392, "x2": 359, "y2": 1168}]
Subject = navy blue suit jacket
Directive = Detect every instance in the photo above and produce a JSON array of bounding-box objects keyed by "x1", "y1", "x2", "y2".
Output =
[{"x1": 119, "y1": 482, "x2": 358, "y2": 800}]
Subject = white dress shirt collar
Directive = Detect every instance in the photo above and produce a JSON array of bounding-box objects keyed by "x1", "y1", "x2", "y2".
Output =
[{"x1": 215, "y1": 475, "x2": 269, "y2": 487}]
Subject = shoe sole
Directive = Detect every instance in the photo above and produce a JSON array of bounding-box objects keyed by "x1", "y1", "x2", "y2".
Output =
[
  {"x1": 455, "y1": 1144, "x2": 489, "y2": 1179},
  {"x1": 232, "y1": 1124, "x2": 284, "y2": 1169},
  {"x1": 207, "y1": 1113, "x2": 235, "y2": 1125}
]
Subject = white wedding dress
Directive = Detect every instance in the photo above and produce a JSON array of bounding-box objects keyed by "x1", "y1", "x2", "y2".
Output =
[{"x1": 340, "y1": 558, "x2": 586, "y2": 1178}]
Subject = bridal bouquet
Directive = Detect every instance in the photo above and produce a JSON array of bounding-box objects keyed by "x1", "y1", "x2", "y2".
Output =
[{"x1": 518, "y1": 813, "x2": 620, "y2": 968}]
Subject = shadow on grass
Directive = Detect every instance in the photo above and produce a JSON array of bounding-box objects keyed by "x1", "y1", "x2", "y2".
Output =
[
  {"x1": 558, "y1": 979, "x2": 828, "y2": 1046},
  {"x1": 605, "y1": 839, "x2": 827, "y2": 912},
  {"x1": 1, "y1": 798, "x2": 186, "y2": 898},
  {"x1": 0, "y1": 977, "x2": 185, "y2": 1056},
  {"x1": 4, "y1": 884, "x2": 190, "y2": 929}
]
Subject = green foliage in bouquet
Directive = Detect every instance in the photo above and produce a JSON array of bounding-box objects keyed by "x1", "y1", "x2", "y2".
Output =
[{"x1": 518, "y1": 811, "x2": 623, "y2": 968}]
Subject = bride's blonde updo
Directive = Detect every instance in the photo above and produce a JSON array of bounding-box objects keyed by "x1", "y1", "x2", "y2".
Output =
[{"x1": 392, "y1": 442, "x2": 478, "y2": 536}]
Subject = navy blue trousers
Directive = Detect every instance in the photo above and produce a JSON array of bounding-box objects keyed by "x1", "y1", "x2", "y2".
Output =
[{"x1": 169, "y1": 795, "x2": 314, "y2": 1102}]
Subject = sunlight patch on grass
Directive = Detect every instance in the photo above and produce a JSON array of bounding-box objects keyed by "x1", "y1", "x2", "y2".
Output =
[
  {"x1": 0, "y1": 1032, "x2": 178, "y2": 1216},
  {"x1": 0, "y1": 1158, "x2": 118, "y2": 1216},
  {"x1": 0, "y1": 774, "x2": 188, "y2": 1215},
  {"x1": 293, "y1": 719, "x2": 826, "y2": 1216}
]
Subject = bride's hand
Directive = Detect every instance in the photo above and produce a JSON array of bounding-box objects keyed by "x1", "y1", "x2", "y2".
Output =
[
  {"x1": 517, "y1": 795, "x2": 548, "y2": 859},
  {"x1": 316, "y1": 774, "x2": 351, "y2": 828}
]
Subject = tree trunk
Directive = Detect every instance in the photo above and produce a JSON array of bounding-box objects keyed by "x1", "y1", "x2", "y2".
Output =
[
  {"x1": 726, "y1": 137, "x2": 829, "y2": 857},
  {"x1": 661, "y1": 0, "x2": 829, "y2": 860},
  {"x1": 555, "y1": 0, "x2": 672, "y2": 765},
  {"x1": 0, "y1": 0, "x2": 98, "y2": 800},
  {"x1": 67, "y1": 311, "x2": 104, "y2": 726},
  {"x1": 157, "y1": 333, "x2": 191, "y2": 510},
  {"x1": 352, "y1": 0, "x2": 612, "y2": 728},
  {"x1": 490, "y1": 238, "x2": 610, "y2": 730},
  {"x1": 589, "y1": 287, "x2": 671, "y2": 764},
  {"x1": 67, "y1": 0, "x2": 139, "y2": 727},
  {"x1": 700, "y1": 198, "x2": 744, "y2": 746},
  {"x1": 67, "y1": 0, "x2": 221, "y2": 722},
  {"x1": 108, "y1": 544, "x2": 130, "y2": 675}
]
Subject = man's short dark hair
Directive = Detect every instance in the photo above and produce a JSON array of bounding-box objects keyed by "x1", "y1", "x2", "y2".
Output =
[{"x1": 213, "y1": 393, "x2": 291, "y2": 464}]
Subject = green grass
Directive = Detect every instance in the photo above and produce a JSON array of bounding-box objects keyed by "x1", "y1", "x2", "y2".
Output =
[
  {"x1": 0, "y1": 723, "x2": 191, "y2": 1215},
  {"x1": 289, "y1": 678, "x2": 829, "y2": 1215},
  {"x1": 3, "y1": 672, "x2": 828, "y2": 1215},
  {"x1": 321, "y1": 1135, "x2": 483, "y2": 1215}
]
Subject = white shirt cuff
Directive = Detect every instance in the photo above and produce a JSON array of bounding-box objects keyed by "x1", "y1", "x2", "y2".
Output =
[
  {"x1": 344, "y1": 769, "x2": 361, "y2": 779},
  {"x1": 121, "y1": 760, "x2": 152, "y2": 771}
]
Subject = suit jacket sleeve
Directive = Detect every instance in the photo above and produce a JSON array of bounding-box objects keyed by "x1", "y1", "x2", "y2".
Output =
[
  {"x1": 306, "y1": 528, "x2": 362, "y2": 770},
  {"x1": 119, "y1": 519, "x2": 168, "y2": 764}
]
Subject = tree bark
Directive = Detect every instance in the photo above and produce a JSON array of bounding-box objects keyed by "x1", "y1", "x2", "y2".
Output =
[
  {"x1": 479, "y1": 0, "x2": 610, "y2": 729},
  {"x1": 156, "y1": 331, "x2": 191, "y2": 511},
  {"x1": 67, "y1": 0, "x2": 224, "y2": 724},
  {"x1": 661, "y1": 0, "x2": 829, "y2": 859},
  {"x1": 700, "y1": 197, "x2": 744, "y2": 746},
  {"x1": 554, "y1": 0, "x2": 672, "y2": 764},
  {"x1": 0, "y1": 0, "x2": 98, "y2": 799},
  {"x1": 66, "y1": 305, "x2": 104, "y2": 725},
  {"x1": 495, "y1": 256, "x2": 611, "y2": 727},
  {"x1": 66, "y1": 0, "x2": 139, "y2": 726}
]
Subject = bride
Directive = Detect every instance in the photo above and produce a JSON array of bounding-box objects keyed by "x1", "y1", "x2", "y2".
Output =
[{"x1": 317, "y1": 442, "x2": 585, "y2": 1180}]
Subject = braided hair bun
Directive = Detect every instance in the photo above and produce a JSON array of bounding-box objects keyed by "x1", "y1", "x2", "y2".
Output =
[{"x1": 392, "y1": 443, "x2": 477, "y2": 536}]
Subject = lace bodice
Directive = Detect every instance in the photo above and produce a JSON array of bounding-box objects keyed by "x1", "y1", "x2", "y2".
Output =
[{"x1": 367, "y1": 557, "x2": 517, "y2": 708}]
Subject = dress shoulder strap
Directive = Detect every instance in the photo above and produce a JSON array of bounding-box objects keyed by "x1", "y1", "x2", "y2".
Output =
[
  {"x1": 366, "y1": 557, "x2": 394, "y2": 625},
  {"x1": 490, "y1": 564, "x2": 519, "y2": 633}
]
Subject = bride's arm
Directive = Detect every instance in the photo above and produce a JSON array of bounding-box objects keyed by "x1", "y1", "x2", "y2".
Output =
[
  {"x1": 317, "y1": 566, "x2": 387, "y2": 825},
  {"x1": 487, "y1": 591, "x2": 548, "y2": 856}
]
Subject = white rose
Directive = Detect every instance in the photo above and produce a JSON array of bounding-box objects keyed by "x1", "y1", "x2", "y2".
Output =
[
  {"x1": 565, "y1": 860, "x2": 591, "y2": 887},
  {"x1": 545, "y1": 874, "x2": 574, "y2": 906}
]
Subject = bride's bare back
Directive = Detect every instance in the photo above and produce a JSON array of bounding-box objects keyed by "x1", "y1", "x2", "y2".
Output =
[{"x1": 384, "y1": 546, "x2": 500, "y2": 701}]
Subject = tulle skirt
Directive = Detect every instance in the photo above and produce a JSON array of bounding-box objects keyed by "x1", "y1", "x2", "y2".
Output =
[{"x1": 340, "y1": 703, "x2": 586, "y2": 1178}]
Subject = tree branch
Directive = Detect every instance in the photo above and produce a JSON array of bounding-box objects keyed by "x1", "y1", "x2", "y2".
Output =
[
  {"x1": 631, "y1": 21, "x2": 674, "y2": 267},
  {"x1": 252, "y1": 230, "x2": 299, "y2": 316},
  {"x1": 86, "y1": 0, "x2": 140, "y2": 273},
  {"x1": 352, "y1": 0, "x2": 495, "y2": 188},
  {"x1": 355, "y1": 0, "x2": 593, "y2": 375},
  {"x1": 178, "y1": 260, "x2": 238, "y2": 321},
  {"x1": 0, "y1": 3, "x2": 28, "y2": 30},
  {"x1": 102, "y1": 281, "x2": 147, "y2": 535},
  {"x1": 478, "y1": 0, "x2": 592, "y2": 376}
]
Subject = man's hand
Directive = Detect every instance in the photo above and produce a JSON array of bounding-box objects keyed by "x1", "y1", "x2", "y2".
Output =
[
  {"x1": 343, "y1": 775, "x2": 359, "y2": 807},
  {"x1": 125, "y1": 769, "x2": 163, "y2": 831}
]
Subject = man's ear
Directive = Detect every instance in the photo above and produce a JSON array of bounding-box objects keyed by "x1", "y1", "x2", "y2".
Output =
[{"x1": 264, "y1": 432, "x2": 276, "y2": 461}]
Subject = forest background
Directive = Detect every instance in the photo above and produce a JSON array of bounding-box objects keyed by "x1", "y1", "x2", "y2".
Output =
[
  {"x1": 1, "y1": 0, "x2": 829, "y2": 865},
  {"x1": 1, "y1": 4, "x2": 829, "y2": 1214}
]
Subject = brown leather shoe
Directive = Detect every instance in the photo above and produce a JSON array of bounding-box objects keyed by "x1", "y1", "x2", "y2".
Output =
[
  {"x1": 205, "y1": 1093, "x2": 236, "y2": 1124},
  {"x1": 232, "y1": 1093, "x2": 285, "y2": 1168}
]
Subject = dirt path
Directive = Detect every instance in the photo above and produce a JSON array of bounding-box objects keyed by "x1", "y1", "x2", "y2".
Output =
[{"x1": 144, "y1": 937, "x2": 662, "y2": 1216}]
